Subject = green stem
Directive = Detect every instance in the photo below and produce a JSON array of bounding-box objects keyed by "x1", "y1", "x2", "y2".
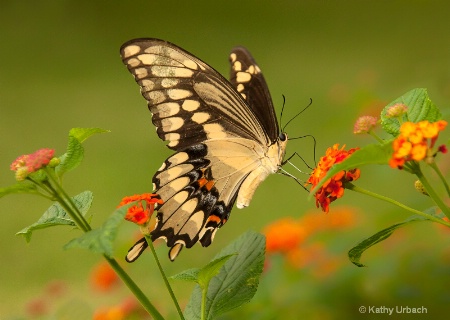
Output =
[
  {"x1": 27, "y1": 176, "x2": 56, "y2": 200},
  {"x1": 104, "y1": 255, "x2": 165, "y2": 320},
  {"x1": 345, "y1": 182, "x2": 450, "y2": 227},
  {"x1": 413, "y1": 163, "x2": 450, "y2": 218},
  {"x1": 368, "y1": 130, "x2": 383, "y2": 143},
  {"x1": 145, "y1": 235, "x2": 185, "y2": 319},
  {"x1": 44, "y1": 168, "x2": 91, "y2": 231},
  {"x1": 429, "y1": 161, "x2": 450, "y2": 197},
  {"x1": 44, "y1": 181, "x2": 90, "y2": 232},
  {"x1": 201, "y1": 286, "x2": 207, "y2": 320}
]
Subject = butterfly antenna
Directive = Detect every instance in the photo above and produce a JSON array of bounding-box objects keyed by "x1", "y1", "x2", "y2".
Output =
[
  {"x1": 282, "y1": 98, "x2": 313, "y2": 132},
  {"x1": 279, "y1": 94, "x2": 287, "y2": 130},
  {"x1": 287, "y1": 134, "x2": 317, "y2": 167}
]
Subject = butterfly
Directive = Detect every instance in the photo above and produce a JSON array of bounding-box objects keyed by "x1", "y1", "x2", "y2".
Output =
[{"x1": 120, "y1": 38, "x2": 288, "y2": 261}]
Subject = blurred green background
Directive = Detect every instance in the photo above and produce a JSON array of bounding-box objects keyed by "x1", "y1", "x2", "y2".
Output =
[{"x1": 1, "y1": 0, "x2": 450, "y2": 319}]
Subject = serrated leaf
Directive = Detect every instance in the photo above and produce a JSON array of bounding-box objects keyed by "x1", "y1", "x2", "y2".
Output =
[
  {"x1": 16, "y1": 191, "x2": 93, "y2": 242},
  {"x1": 0, "y1": 181, "x2": 38, "y2": 198},
  {"x1": 64, "y1": 204, "x2": 127, "y2": 257},
  {"x1": 381, "y1": 88, "x2": 442, "y2": 136},
  {"x1": 348, "y1": 207, "x2": 445, "y2": 267},
  {"x1": 56, "y1": 127, "x2": 109, "y2": 177},
  {"x1": 309, "y1": 142, "x2": 393, "y2": 197},
  {"x1": 171, "y1": 268, "x2": 200, "y2": 283},
  {"x1": 184, "y1": 230, "x2": 265, "y2": 320}
]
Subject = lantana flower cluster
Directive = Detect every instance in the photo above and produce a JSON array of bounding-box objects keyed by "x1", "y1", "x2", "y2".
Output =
[
  {"x1": 307, "y1": 144, "x2": 360, "y2": 212},
  {"x1": 264, "y1": 208, "x2": 356, "y2": 272},
  {"x1": 118, "y1": 193, "x2": 163, "y2": 226},
  {"x1": 10, "y1": 148, "x2": 57, "y2": 181},
  {"x1": 389, "y1": 120, "x2": 447, "y2": 169}
]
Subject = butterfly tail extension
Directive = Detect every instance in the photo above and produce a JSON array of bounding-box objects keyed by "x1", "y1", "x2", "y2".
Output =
[{"x1": 125, "y1": 237, "x2": 149, "y2": 263}]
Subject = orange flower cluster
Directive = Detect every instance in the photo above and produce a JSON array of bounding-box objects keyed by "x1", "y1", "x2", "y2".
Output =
[
  {"x1": 10, "y1": 148, "x2": 56, "y2": 181},
  {"x1": 90, "y1": 261, "x2": 119, "y2": 291},
  {"x1": 264, "y1": 208, "x2": 356, "y2": 273},
  {"x1": 389, "y1": 120, "x2": 447, "y2": 169},
  {"x1": 307, "y1": 144, "x2": 360, "y2": 212},
  {"x1": 118, "y1": 193, "x2": 163, "y2": 226},
  {"x1": 93, "y1": 297, "x2": 143, "y2": 320}
]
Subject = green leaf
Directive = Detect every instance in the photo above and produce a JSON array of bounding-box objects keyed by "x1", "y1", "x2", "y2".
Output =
[
  {"x1": 381, "y1": 88, "x2": 442, "y2": 136},
  {"x1": 197, "y1": 254, "x2": 236, "y2": 289},
  {"x1": 309, "y1": 142, "x2": 393, "y2": 197},
  {"x1": 348, "y1": 207, "x2": 445, "y2": 267},
  {"x1": 184, "y1": 230, "x2": 265, "y2": 320},
  {"x1": 64, "y1": 204, "x2": 127, "y2": 257},
  {"x1": 69, "y1": 127, "x2": 110, "y2": 144},
  {"x1": 171, "y1": 268, "x2": 200, "y2": 283},
  {"x1": 56, "y1": 127, "x2": 109, "y2": 177},
  {"x1": 16, "y1": 191, "x2": 93, "y2": 242},
  {"x1": 0, "y1": 181, "x2": 38, "y2": 198}
]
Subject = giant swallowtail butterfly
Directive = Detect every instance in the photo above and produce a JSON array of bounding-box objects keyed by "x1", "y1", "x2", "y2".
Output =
[{"x1": 120, "y1": 38, "x2": 288, "y2": 261}]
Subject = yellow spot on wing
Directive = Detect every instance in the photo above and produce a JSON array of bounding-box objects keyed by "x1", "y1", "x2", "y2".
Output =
[
  {"x1": 236, "y1": 72, "x2": 251, "y2": 83},
  {"x1": 134, "y1": 68, "x2": 149, "y2": 79},
  {"x1": 153, "y1": 102, "x2": 180, "y2": 118},
  {"x1": 167, "y1": 152, "x2": 189, "y2": 166},
  {"x1": 161, "y1": 78, "x2": 179, "y2": 88},
  {"x1": 160, "y1": 117, "x2": 184, "y2": 131},
  {"x1": 182, "y1": 99, "x2": 200, "y2": 111},
  {"x1": 123, "y1": 45, "x2": 141, "y2": 58},
  {"x1": 168, "y1": 89, "x2": 192, "y2": 100},
  {"x1": 191, "y1": 112, "x2": 210, "y2": 124},
  {"x1": 151, "y1": 66, "x2": 194, "y2": 78},
  {"x1": 204, "y1": 123, "x2": 227, "y2": 139},
  {"x1": 140, "y1": 79, "x2": 154, "y2": 91},
  {"x1": 127, "y1": 58, "x2": 140, "y2": 67},
  {"x1": 183, "y1": 59, "x2": 198, "y2": 70},
  {"x1": 147, "y1": 91, "x2": 166, "y2": 104}
]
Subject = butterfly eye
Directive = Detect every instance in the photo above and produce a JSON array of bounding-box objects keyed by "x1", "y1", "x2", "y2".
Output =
[{"x1": 279, "y1": 132, "x2": 287, "y2": 141}]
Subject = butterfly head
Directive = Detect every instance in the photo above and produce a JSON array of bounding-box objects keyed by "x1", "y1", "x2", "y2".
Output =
[{"x1": 276, "y1": 132, "x2": 288, "y2": 169}]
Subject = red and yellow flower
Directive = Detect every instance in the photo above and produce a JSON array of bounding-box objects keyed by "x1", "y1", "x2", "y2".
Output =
[
  {"x1": 118, "y1": 193, "x2": 163, "y2": 226},
  {"x1": 10, "y1": 148, "x2": 56, "y2": 181},
  {"x1": 307, "y1": 144, "x2": 360, "y2": 213},
  {"x1": 389, "y1": 120, "x2": 447, "y2": 169}
]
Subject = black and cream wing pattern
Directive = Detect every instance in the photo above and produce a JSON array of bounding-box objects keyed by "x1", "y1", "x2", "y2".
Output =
[{"x1": 120, "y1": 38, "x2": 287, "y2": 261}]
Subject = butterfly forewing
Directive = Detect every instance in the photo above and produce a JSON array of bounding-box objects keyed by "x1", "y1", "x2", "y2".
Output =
[
  {"x1": 120, "y1": 39, "x2": 269, "y2": 150},
  {"x1": 229, "y1": 47, "x2": 279, "y2": 142},
  {"x1": 120, "y1": 38, "x2": 284, "y2": 261}
]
